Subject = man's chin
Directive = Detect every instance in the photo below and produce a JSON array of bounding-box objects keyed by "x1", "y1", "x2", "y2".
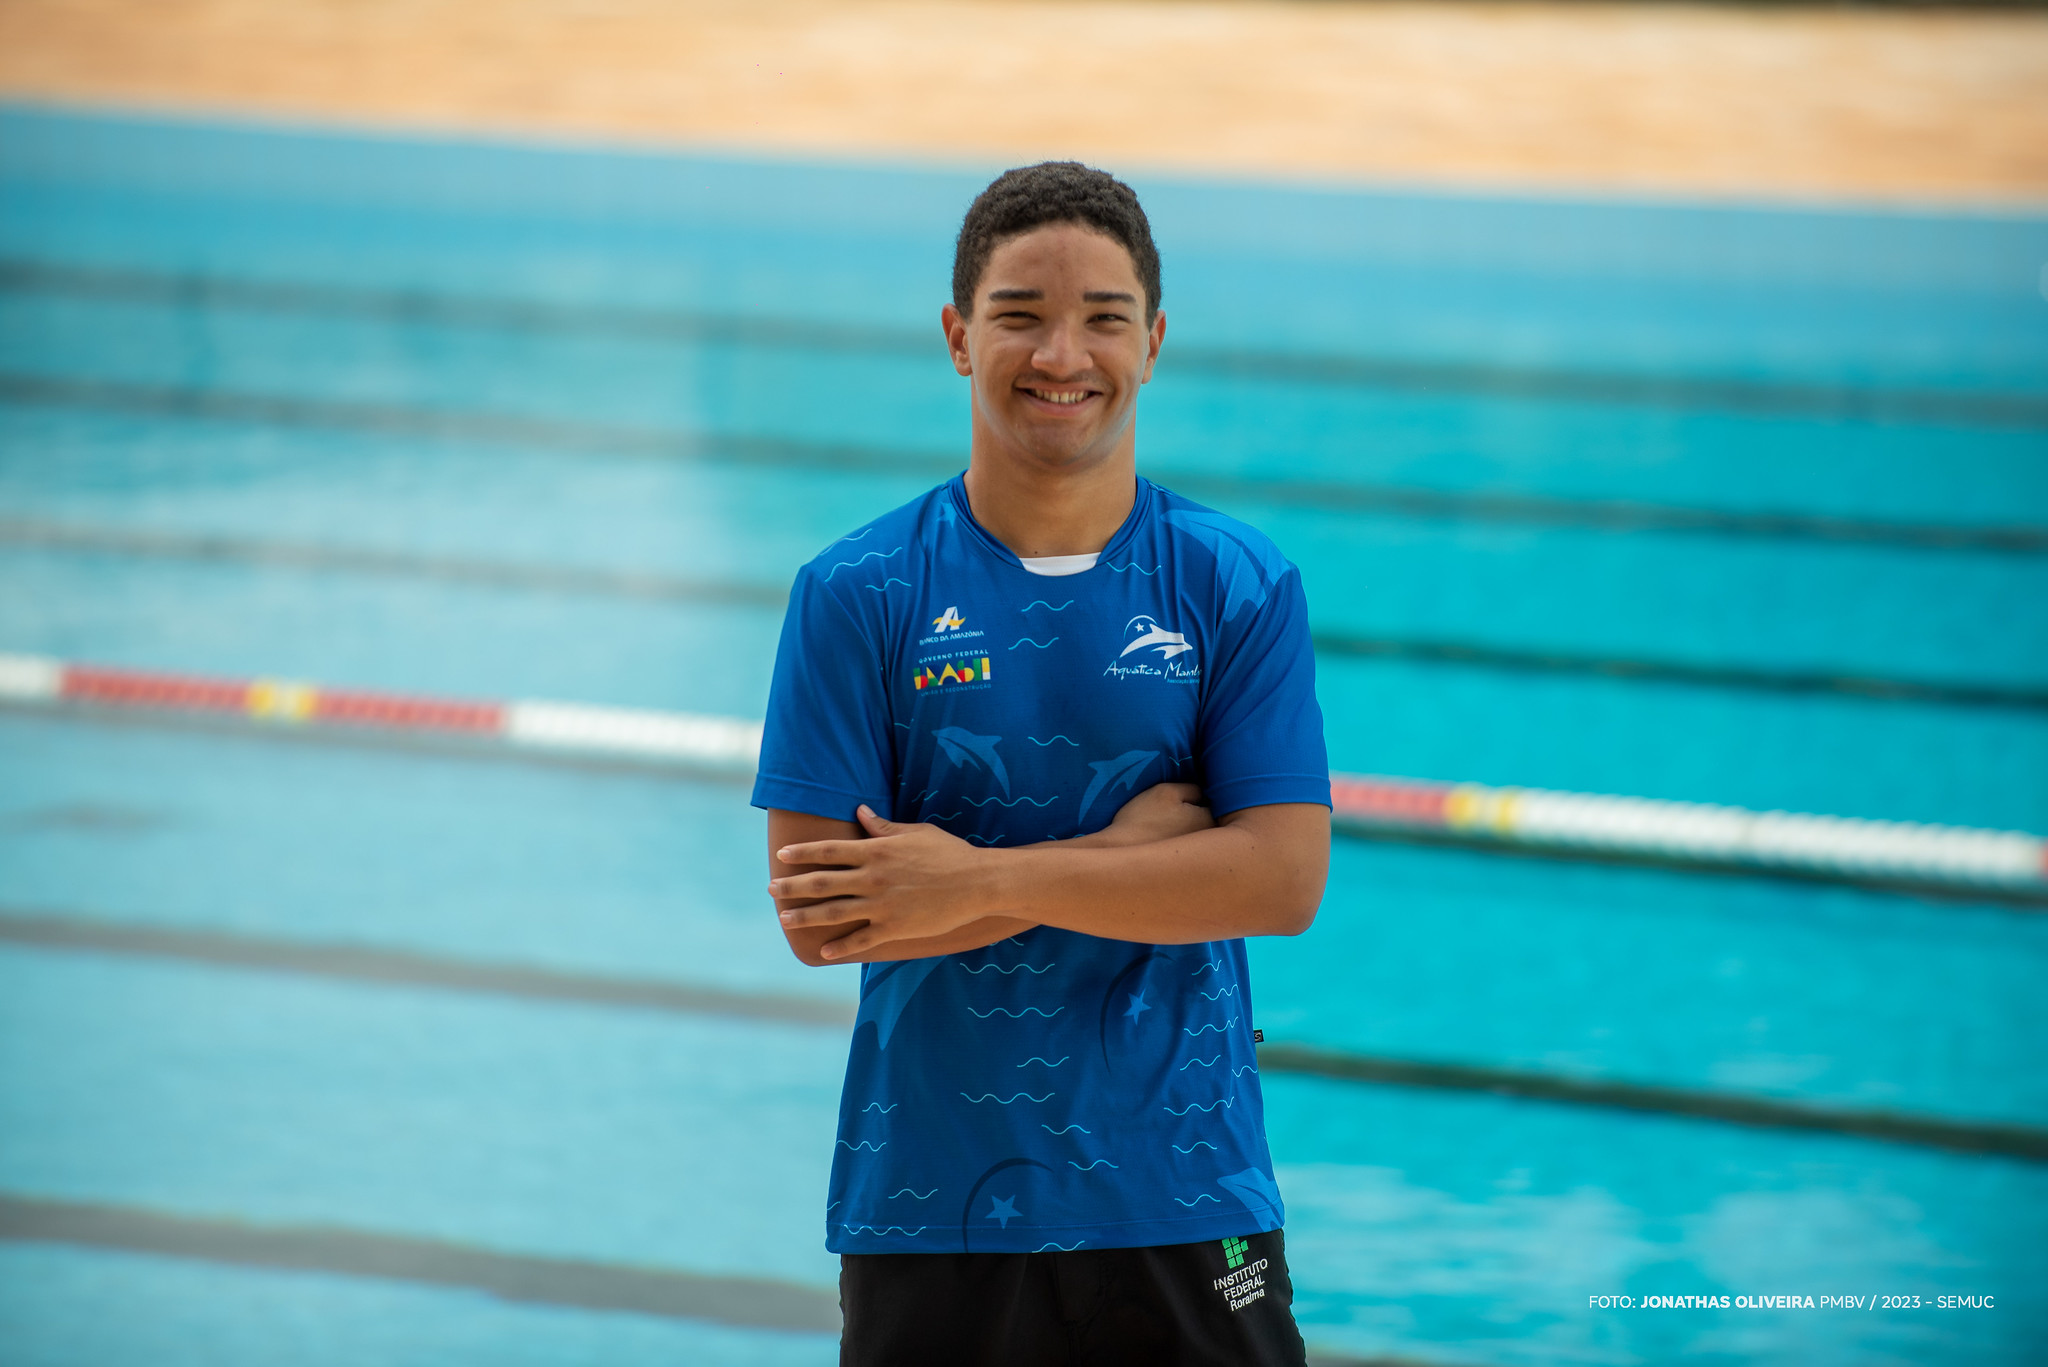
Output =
[{"x1": 1009, "y1": 434, "x2": 1113, "y2": 472}]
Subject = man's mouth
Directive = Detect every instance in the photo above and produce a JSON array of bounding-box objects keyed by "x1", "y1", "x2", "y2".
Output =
[{"x1": 1022, "y1": 387, "x2": 1096, "y2": 406}]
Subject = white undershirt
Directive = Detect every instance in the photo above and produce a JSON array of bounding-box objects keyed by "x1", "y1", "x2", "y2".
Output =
[{"x1": 1018, "y1": 552, "x2": 1101, "y2": 577}]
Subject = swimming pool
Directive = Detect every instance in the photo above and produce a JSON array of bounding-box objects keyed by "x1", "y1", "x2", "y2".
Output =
[{"x1": 1, "y1": 105, "x2": 2045, "y2": 1365}]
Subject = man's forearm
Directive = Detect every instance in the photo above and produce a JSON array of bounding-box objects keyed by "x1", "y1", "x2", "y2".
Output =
[
  {"x1": 782, "y1": 826, "x2": 1120, "y2": 966},
  {"x1": 979, "y1": 807, "x2": 1327, "y2": 944},
  {"x1": 821, "y1": 915, "x2": 1037, "y2": 964}
]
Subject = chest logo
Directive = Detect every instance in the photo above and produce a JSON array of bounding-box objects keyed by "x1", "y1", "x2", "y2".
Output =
[
  {"x1": 1106, "y1": 615, "x2": 1199, "y2": 683},
  {"x1": 932, "y1": 605, "x2": 966, "y2": 632},
  {"x1": 1121, "y1": 616, "x2": 1193, "y2": 660},
  {"x1": 913, "y1": 656, "x2": 992, "y2": 691}
]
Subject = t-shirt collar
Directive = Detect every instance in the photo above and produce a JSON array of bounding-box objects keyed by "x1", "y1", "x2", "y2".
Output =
[{"x1": 944, "y1": 471, "x2": 1152, "y2": 574}]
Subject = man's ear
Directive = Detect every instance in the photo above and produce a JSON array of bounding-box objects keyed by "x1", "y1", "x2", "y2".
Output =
[
  {"x1": 1140, "y1": 309, "x2": 1166, "y2": 384},
  {"x1": 941, "y1": 303, "x2": 973, "y2": 377}
]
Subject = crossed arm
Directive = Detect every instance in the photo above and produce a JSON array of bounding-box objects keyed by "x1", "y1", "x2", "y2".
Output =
[{"x1": 767, "y1": 784, "x2": 1330, "y2": 966}]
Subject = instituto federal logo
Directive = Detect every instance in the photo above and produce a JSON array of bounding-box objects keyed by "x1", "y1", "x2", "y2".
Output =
[
  {"x1": 1104, "y1": 615, "x2": 1199, "y2": 683},
  {"x1": 931, "y1": 606, "x2": 966, "y2": 632}
]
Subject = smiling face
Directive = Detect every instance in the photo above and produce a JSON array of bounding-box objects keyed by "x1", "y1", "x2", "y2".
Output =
[{"x1": 942, "y1": 221, "x2": 1166, "y2": 476}]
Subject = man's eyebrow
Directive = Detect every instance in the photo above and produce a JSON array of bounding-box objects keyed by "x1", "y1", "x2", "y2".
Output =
[
  {"x1": 1082, "y1": 290, "x2": 1138, "y2": 304},
  {"x1": 986, "y1": 288, "x2": 1043, "y2": 302}
]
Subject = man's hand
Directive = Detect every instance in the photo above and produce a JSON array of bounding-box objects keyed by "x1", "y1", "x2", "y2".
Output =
[
  {"x1": 773, "y1": 805, "x2": 997, "y2": 960},
  {"x1": 1098, "y1": 781, "x2": 1214, "y2": 846}
]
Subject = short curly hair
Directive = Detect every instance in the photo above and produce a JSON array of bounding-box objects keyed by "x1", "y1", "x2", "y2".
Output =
[{"x1": 952, "y1": 162, "x2": 1161, "y2": 321}]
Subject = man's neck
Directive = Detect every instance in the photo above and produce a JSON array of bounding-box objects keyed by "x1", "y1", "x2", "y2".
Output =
[{"x1": 962, "y1": 451, "x2": 1137, "y2": 559}]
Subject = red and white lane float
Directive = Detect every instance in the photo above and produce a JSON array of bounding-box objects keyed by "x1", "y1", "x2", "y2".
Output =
[
  {"x1": 3, "y1": 651, "x2": 2043, "y2": 894},
  {"x1": 0, "y1": 652, "x2": 760, "y2": 771}
]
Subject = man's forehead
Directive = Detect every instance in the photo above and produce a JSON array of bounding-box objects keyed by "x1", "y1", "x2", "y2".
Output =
[{"x1": 981, "y1": 230, "x2": 1142, "y2": 305}]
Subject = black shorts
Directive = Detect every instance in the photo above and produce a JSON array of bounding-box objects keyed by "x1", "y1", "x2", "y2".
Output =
[{"x1": 839, "y1": 1228, "x2": 1306, "y2": 1367}]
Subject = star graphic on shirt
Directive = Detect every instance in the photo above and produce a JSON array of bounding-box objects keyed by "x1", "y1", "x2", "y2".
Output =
[
  {"x1": 987, "y1": 1195, "x2": 1020, "y2": 1229},
  {"x1": 1123, "y1": 990, "x2": 1151, "y2": 1023}
]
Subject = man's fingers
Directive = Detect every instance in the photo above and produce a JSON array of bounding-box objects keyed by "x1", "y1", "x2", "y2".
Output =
[
  {"x1": 818, "y1": 926, "x2": 884, "y2": 961},
  {"x1": 775, "y1": 839, "x2": 865, "y2": 868},
  {"x1": 771, "y1": 868, "x2": 873, "y2": 900},
  {"x1": 776, "y1": 897, "x2": 868, "y2": 929}
]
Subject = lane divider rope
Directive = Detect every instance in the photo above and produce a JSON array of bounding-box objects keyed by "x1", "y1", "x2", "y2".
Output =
[{"x1": 4, "y1": 651, "x2": 2042, "y2": 892}]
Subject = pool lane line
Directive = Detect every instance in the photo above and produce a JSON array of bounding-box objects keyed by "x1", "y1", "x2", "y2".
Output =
[
  {"x1": 6, "y1": 256, "x2": 2045, "y2": 431},
  {"x1": 4, "y1": 909, "x2": 2043, "y2": 1166},
  {"x1": 0, "y1": 516, "x2": 793, "y2": 609},
  {"x1": 0, "y1": 1192, "x2": 844, "y2": 1334},
  {"x1": 1310, "y1": 633, "x2": 2048, "y2": 714},
  {"x1": 0, "y1": 1194, "x2": 1407, "y2": 1367},
  {"x1": 0, "y1": 910, "x2": 855, "y2": 1029},
  {"x1": 1253, "y1": 1045, "x2": 2048, "y2": 1165},
  {"x1": 4, "y1": 652, "x2": 2044, "y2": 901},
  {"x1": 5, "y1": 371, "x2": 2043, "y2": 557},
  {"x1": 6, "y1": 515, "x2": 2043, "y2": 714}
]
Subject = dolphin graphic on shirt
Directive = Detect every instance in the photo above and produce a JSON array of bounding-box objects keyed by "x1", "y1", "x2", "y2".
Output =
[
  {"x1": 1076, "y1": 750, "x2": 1160, "y2": 826},
  {"x1": 932, "y1": 727, "x2": 1010, "y2": 799},
  {"x1": 1121, "y1": 616, "x2": 1193, "y2": 660}
]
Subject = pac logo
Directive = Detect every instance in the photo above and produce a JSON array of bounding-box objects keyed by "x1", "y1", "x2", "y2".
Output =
[
  {"x1": 913, "y1": 657, "x2": 993, "y2": 691},
  {"x1": 931, "y1": 606, "x2": 966, "y2": 633}
]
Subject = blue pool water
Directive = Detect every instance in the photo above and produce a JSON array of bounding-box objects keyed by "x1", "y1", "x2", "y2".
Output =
[{"x1": 1, "y1": 105, "x2": 2046, "y2": 1365}]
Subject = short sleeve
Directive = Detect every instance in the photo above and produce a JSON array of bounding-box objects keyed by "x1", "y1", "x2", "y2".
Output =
[
  {"x1": 750, "y1": 565, "x2": 895, "y2": 820},
  {"x1": 1196, "y1": 567, "x2": 1331, "y2": 817}
]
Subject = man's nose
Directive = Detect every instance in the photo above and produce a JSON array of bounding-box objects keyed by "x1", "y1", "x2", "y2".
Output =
[{"x1": 1032, "y1": 319, "x2": 1092, "y2": 377}]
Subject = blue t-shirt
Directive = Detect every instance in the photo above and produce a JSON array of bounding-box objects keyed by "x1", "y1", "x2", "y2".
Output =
[{"x1": 751, "y1": 474, "x2": 1330, "y2": 1255}]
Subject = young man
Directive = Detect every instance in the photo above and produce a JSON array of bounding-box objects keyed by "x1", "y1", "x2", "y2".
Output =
[{"x1": 754, "y1": 161, "x2": 1331, "y2": 1366}]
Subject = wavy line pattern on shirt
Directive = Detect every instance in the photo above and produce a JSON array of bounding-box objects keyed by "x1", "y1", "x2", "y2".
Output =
[
  {"x1": 862, "y1": 1102, "x2": 899, "y2": 1113},
  {"x1": 1179, "y1": 1056, "x2": 1222, "y2": 1070},
  {"x1": 1104, "y1": 563, "x2": 1159, "y2": 575},
  {"x1": 1035, "y1": 1240, "x2": 1085, "y2": 1252},
  {"x1": 960, "y1": 1092, "x2": 1054, "y2": 1105},
  {"x1": 823, "y1": 546, "x2": 903, "y2": 581},
  {"x1": 1008, "y1": 636, "x2": 1057, "y2": 651},
  {"x1": 968, "y1": 1005, "x2": 1063, "y2": 1019},
  {"x1": 1021, "y1": 600, "x2": 1073, "y2": 613},
  {"x1": 1164, "y1": 1098, "x2": 1235, "y2": 1116},
  {"x1": 960, "y1": 962, "x2": 1056, "y2": 975},
  {"x1": 862, "y1": 577, "x2": 912, "y2": 592},
  {"x1": 1172, "y1": 1142, "x2": 1218, "y2": 1154},
  {"x1": 1043, "y1": 1123, "x2": 1092, "y2": 1136},
  {"x1": 963, "y1": 794, "x2": 1058, "y2": 808},
  {"x1": 1028, "y1": 734, "x2": 1080, "y2": 747},
  {"x1": 837, "y1": 1139, "x2": 887, "y2": 1151},
  {"x1": 832, "y1": 528, "x2": 873, "y2": 546},
  {"x1": 1199, "y1": 986, "x2": 1239, "y2": 1001},
  {"x1": 1191, "y1": 961, "x2": 1223, "y2": 977},
  {"x1": 1017, "y1": 1055, "x2": 1070, "y2": 1068},
  {"x1": 1069, "y1": 1159, "x2": 1120, "y2": 1171},
  {"x1": 1233, "y1": 1065, "x2": 1258, "y2": 1078},
  {"x1": 843, "y1": 1224, "x2": 927, "y2": 1236},
  {"x1": 1173, "y1": 1194, "x2": 1222, "y2": 1207},
  {"x1": 965, "y1": 833, "x2": 1008, "y2": 846},
  {"x1": 889, "y1": 1188, "x2": 938, "y2": 1201},
  {"x1": 1183, "y1": 1022, "x2": 1231, "y2": 1037},
  {"x1": 826, "y1": 1200, "x2": 842, "y2": 1212},
  {"x1": 912, "y1": 788, "x2": 940, "y2": 803}
]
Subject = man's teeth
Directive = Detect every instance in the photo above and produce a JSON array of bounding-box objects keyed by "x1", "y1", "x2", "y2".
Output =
[{"x1": 1030, "y1": 389, "x2": 1089, "y2": 405}]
